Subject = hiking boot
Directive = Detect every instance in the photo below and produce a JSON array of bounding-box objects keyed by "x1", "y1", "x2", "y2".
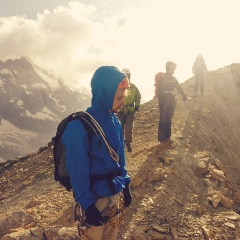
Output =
[
  {"x1": 165, "y1": 138, "x2": 173, "y2": 144},
  {"x1": 166, "y1": 143, "x2": 176, "y2": 150},
  {"x1": 158, "y1": 141, "x2": 167, "y2": 150},
  {"x1": 125, "y1": 142, "x2": 132, "y2": 153}
]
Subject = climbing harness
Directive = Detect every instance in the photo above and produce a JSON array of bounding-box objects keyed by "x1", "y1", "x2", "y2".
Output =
[{"x1": 74, "y1": 192, "x2": 126, "y2": 240}]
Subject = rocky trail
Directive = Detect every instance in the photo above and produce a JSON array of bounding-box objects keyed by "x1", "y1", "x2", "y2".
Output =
[{"x1": 1, "y1": 64, "x2": 240, "y2": 239}]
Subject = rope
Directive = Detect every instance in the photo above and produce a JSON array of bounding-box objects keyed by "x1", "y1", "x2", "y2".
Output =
[{"x1": 84, "y1": 112, "x2": 119, "y2": 163}]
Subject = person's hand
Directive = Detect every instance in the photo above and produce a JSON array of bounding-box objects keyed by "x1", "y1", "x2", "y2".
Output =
[
  {"x1": 123, "y1": 183, "x2": 132, "y2": 208},
  {"x1": 182, "y1": 94, "x2": 187, "y2": 102},
  {"x1": 85, "y1": 204, "x2": 103, "y2": 226},
  {"x1": 134, "y1": 106, "x2": 139, "y2": 112}
]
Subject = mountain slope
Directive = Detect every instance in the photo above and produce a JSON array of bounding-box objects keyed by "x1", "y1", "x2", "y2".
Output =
[
  {"x1": 0, "y1": 63, "x2": 240, "y2": 239},
  {"x1": 0, "y1": 57, "x2": 91, "y2": 161}
]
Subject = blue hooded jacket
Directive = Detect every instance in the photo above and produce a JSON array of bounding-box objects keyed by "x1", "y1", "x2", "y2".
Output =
[{"x1": 62, "y1": 66, "x2": 131, "y2": 210}]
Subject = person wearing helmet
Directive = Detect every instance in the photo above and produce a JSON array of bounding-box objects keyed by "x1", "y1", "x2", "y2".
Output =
[
  {"x1": 157, "y1": 61, "x2": 187, "y2": 149},
  {"x1": 117, "y1": 68, "x2": 141, "y2": 153},
  {"x1": 192, "y1": 53, "x2": 207, "y2": 96},
  {"x1": 62, "y1": 66, "x2": 132, "y2": 240}
]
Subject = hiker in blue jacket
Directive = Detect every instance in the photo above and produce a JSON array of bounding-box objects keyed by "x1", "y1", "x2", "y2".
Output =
[{"x1": 62, "y1": 66, "x2": 132, "y2": 240}]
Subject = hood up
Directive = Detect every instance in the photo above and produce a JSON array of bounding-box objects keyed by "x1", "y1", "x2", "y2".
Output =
[{"x1": 90, "y1": 66, "x2": 127, "y2": 112}]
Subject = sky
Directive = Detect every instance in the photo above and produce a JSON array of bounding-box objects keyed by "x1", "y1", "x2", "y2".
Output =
[{"x1": 0, "y1": 0, "x2": 240, "y2": 102}]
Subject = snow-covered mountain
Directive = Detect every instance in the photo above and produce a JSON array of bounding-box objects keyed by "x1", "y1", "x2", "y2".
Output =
[{"x1": 0, "y1": 57, "x2": 91, "y2": 161}]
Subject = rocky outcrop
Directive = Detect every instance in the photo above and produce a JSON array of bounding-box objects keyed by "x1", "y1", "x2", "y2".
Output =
[{"x1": 0, "y1": 211, "x2": 81, "y2": 240}]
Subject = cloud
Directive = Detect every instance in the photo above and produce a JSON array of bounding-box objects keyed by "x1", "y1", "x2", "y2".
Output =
[
  {"x1": 0, "y1": 0, "x2": 240, "y2": 102},
  {"x1": 0, "y1": 2, "x2": 101, "y2": 81}
]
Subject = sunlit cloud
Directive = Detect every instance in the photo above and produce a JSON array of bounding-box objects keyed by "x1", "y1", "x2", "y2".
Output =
[{"x1": 0, "y1": 0, "x2": 240, "y2": 102}]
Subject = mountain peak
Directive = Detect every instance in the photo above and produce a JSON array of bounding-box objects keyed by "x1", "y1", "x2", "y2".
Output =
[{"x1": 0, "y1": 57, "x2": 91, "y2": 161}]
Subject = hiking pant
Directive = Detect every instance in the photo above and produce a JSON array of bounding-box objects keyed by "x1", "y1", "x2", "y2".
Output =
[
  {"x1": 158, "y1": 102, "x2": 175, "y2": 142},
  {"x1": 81, "y1": 194, "x2": 120, "y2": 240},
  {"x1": 117, "y1": 112, "x2": 134, "y2": 143},
  {"x1": 194, "y1": 72, "x2": 204, "y2": 94}
]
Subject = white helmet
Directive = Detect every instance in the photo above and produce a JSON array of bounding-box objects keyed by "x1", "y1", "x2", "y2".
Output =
[{"x1": 122, "y1": 68, "x2": 131, "y2": 76}]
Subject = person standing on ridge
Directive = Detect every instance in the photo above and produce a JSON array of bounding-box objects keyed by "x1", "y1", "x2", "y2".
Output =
[
  {"x1": 62, "y1": 66, "x2": 132, "y2": 240},
  {"x1": 117, "y1": 68, "x2": 141, "y2": 153},
  {"x1": 192, "y1": 53, "x2": 207, "y2": 96},
  {"x1": 157, "y1": 61, "x2": 187, "y2": 149}
]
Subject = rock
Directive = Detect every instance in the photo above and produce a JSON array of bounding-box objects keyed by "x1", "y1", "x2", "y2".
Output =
[
  {"x1": 214, "y1": 159, "x2": 227, "y2": 173},
  {"x1": 146, "y1": 168, "x2": 165, "y2": 182},
  {"x1": 0, "y1": 211, "x2": 35, "y2": 239},
  {"x1": 219, "y1": 211, "x2": 240, "y2": 221},
  {"x1": 143, "y1": 225, "x2": 152, "y2": 232},
  {"x1": 147, "y1": 230, "x2": 166, "y2": 239},
  {"x1": 44, "y1": 226, "x2": 81, "y2": 240},
  {"x1": 194, "y1": 157, "x2": 209, "y2": 175},
  {"x1": 208, "y1": 166, "x2": 226, "y2": 182},
  {"x1": 132, "y1": 190, "x2": 142, "y2": 198},
  {"x1": 203, "y1": 178, "x2": 215, "y2": 188},
  {"x1": 131, "y1": 176, "x2": 145, "y2": 187},
  {"x1": 224, "y1": 222, "x2": 236, "y2": 229},
  {"x1": 208, "y1": 191, "x2": 233, "y2": 209},
  {"x1": 208, "y1": 192, "x2": 221, "y2": 208},
  {"x1": 201, "y1": 226, "x2": 211, "y2": 240},
  {"x1": 219, "y1": 194, "x2": 233, "y2": 209},
  {"x1": 133, "y1": 229, "x2": 146, "y2": 240},
  {"x1": 148, "y1": 198, "x2": 154, "y2": 205},
  {"x1": 159, "y1": 155, "x2": 170, "y2": 164},
  {"x1": 1, "y1": 227, "x2": 43, "y2": 240},
  {"x1": 9, "y1": 222, "x2": 36, "y2": 233},
  {"x1": 152, "y1": 225, "x2": 168, "y2": 233},
  {"x1": 170, "y1": 227, "x2": 178, "y2": 240},
  {"x1": 26, "y1": 198, "x2": 45, "y2": 209},
  {"x1": 176, "y1": 199, "x2": 184, "y2": 205}
]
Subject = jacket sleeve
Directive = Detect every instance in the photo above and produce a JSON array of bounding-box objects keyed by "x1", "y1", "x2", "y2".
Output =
[
  {"x1": 119, "y1": 146, "x2": 131, "y2": 185},
  {"x1": 116, "y1": 116, "x2": 131, "y2": 185},
  {"x1": 175, "y1": 79, "x2": 186, "y2": 97},
  {"x1": 62, "y1": 120, "x2": 95, "y2": 210}
]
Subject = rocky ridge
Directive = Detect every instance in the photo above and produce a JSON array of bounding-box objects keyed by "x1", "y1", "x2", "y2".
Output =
[{"x1": 0, "y1": 63, "x2": 240, "y2": 239}]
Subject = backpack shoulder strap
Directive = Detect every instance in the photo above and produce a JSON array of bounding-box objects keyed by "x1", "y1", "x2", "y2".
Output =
[
  {"x1": 52, "y1": 111, "x2": 88, "y2": 142},
  {"x1": 71, "y1": 111, "x2": 95, "y2": 141},
  {"x1": 82, "y1": 112, "x2": 119, "y2": 163},
  {"x1": 52, "y1": 111, "x2": 119, "y2": 163}
]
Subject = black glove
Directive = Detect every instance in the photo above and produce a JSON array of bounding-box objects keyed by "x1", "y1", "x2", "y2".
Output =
[
  {"x1": 134, "y1": 106, "x2": 139, "y2": 112},
  {"x1": 182, "y1": 94, "x2": 187, "y2": 102},
  {"x1": 85, "y1": 204, "x2": 103, "y2": 226},
  {"x1": 123, "y1": 183, "x2": 132, "y2": 208}
]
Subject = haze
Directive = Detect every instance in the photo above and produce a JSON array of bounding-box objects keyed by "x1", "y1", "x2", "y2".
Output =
[{"x1": 0, "y1": 0, "x2": 239, "y2": 102}]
